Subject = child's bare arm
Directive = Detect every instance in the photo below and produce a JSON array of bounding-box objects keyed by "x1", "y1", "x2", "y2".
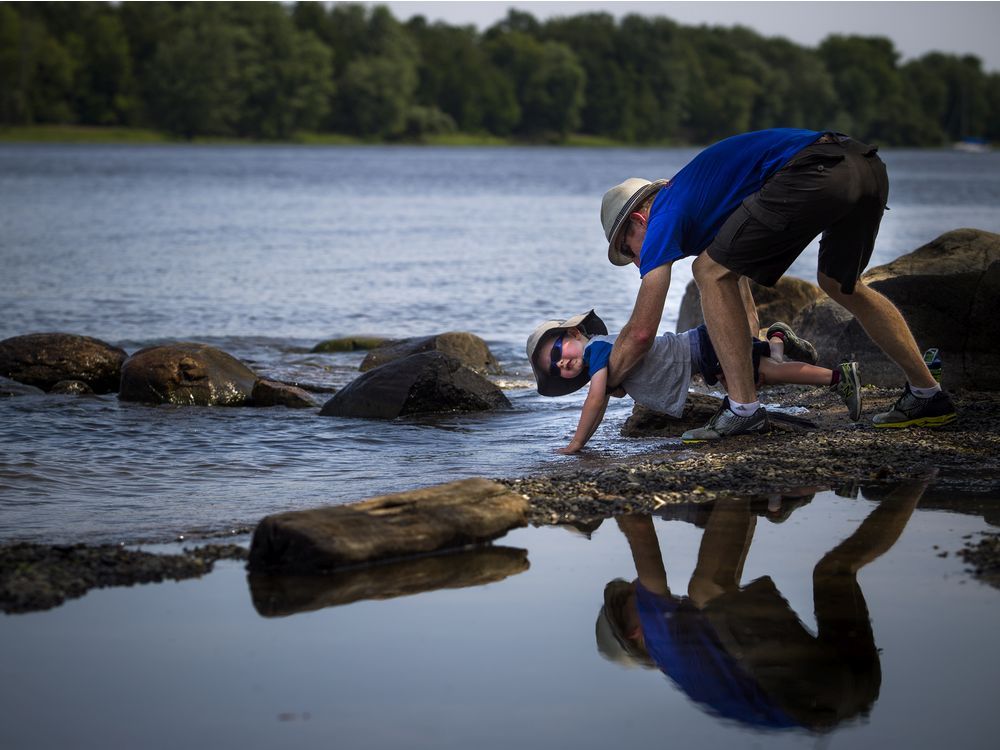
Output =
[{"x1": 558, "y1": 368, "x2": 611, "y2": 454}]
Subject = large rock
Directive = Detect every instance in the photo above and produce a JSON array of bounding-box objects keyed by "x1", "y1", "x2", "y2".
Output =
[
  {"x1": 0, "y1": 333, "x2": 126, "y2": 393},
  {"x1": 320, "y1": 351, "x2": 510, "y2": 419},
  {"x1": 247, "y1": 477, "x2": 530, "y2": 574},
  {"x1": 676, "y1": 277, "x2": 823, "y2": 334},
  {"x1": 119, "y1": 343, "x2": 257, "y2": 406},
  {"x1": 249, "y1": 545, "x2": 529, "y2": 617},
  {"x1": 793, "y1": 228, "x2": 1000, "y2": 389},
  {"x1": 360, "y1": 332, "x2": 500, "y2": 374}
]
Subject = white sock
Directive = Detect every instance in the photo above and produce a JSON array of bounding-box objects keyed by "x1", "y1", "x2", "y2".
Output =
[
  {"x1": 728, "y1": 399, "x2": 760, "y2": 417},
  {"x1": 910, "y1": 383, "x2": 942, "y2": 399}
]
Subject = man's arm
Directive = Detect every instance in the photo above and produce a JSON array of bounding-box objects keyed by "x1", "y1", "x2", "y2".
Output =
[
  {"x1": 558, "y1": 368, "x2": 611, "y2": 454},
  {"x1": 607, "y1": 263, "x2": 672, "y2": 390},
  {"x1": 738, "y1": 276, "x2": 759, "y2": 338}
]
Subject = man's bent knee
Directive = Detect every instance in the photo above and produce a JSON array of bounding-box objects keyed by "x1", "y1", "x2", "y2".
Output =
[{"x1": 694, "y1": 252, "x2": 739, "y2": 285}]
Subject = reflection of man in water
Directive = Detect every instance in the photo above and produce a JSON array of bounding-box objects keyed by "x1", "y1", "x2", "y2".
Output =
[{"x1": 597, "y1": 481, "x2": 927, "y2": 731}]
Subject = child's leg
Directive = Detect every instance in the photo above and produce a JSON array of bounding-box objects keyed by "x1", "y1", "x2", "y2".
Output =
[
  {"x1": 759, "y1": 357, "x2": 834, "y2": 387},
  {"x1": 767, "y1": 335, "x2": 785, "y2": 362}
]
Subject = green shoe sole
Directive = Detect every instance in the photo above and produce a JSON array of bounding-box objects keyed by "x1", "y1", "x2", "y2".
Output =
[{"x1": 873, "y1": 412, "x2": 957, "y2": 429}]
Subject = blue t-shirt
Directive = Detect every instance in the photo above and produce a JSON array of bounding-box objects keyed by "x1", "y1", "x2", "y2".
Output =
[
  {"x1": 639, "y1": 128, "x2": 824, "y2": 277},
  {"x1": 583, "y1": 339, "x2": 612, "y2": 377}
]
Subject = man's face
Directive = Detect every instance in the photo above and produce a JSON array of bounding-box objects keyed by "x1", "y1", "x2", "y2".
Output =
[{"x1": 620, "y1": 212, "x2": 647, "y2": 268}]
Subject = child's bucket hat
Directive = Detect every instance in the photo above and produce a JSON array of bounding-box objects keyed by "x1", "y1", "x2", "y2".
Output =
[
  {"x1": 526, "y1": 309, "x2": 608, "y2": 397},
  {"x1": 601, "y1": 178, "x2": 670, "y2": 266}
]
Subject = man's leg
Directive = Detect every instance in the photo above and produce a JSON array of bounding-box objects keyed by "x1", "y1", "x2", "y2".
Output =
[
  {"x1": 693, "y1": 252, "x2": 758, "y2": 403},
  {"x1": 817, "y1": 272, "x2": 936, "y2": 388}
]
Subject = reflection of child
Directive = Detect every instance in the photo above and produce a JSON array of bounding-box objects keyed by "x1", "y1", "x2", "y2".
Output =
[{"x1": 526, "y1": 310, "x2": 861, "y2": 453}]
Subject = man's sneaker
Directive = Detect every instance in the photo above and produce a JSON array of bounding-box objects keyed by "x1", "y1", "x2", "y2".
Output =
[
  {"x1": 766, "y1": 322, "x2": 818, "y2": 365},
  {"x1": 832, "y1": 361, "x2": 862, "y2": 422},
  {"x1": 872, "y1": 385, "x2": 957, "y2": 428},
  {"x1": 681, "y1": 397, "x2": 769, "y2": 443}
]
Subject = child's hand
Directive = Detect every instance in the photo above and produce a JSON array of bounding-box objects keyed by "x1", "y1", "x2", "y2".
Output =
[{"x1": 556, "y1": 444, "x2": 582, "y2": 455}]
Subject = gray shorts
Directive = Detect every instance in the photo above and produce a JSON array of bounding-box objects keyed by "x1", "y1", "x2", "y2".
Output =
[{"x1": 706, "y1": 135, "x2": 889, "y2": 294}]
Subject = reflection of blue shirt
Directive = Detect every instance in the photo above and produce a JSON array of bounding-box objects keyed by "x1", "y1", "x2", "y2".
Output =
[
  {"x1": 636, "y1": 583, "x2": 798, "y2": 729},
  {"x1": 639, "y1": 128, "x2": 823, "y2": 277}
]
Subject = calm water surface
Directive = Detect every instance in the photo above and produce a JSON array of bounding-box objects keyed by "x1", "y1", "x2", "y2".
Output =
[
  {"x1": 1, "y1": 488, "x2": 998, "y2": 748},
  {"x1": 2, "y1": 144, "x2": 1000, "y2": 543}
]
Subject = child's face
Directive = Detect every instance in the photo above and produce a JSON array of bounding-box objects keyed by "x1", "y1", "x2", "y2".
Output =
[{"x1": 547, "y1": 328, "x2": 588, "y2": 379}]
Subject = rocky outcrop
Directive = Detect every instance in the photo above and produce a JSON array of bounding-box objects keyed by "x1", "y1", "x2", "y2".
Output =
[
  {"x1": 0, "y1": 333, "x2": 126, "y2": 393},
  {"x1": 249, "y1": 545, "x2": 529, "y2": 617},
  {"x1": 320, "y1": 351, "x2": 510, "y2": 419},
  {"x1": 676, "y1": 277, "x2": 823, "y2": 333},
  {"x1": 360, "y1": 332, "x2": 500, "y2": 374},
  {"x1": 119, "y1": 343, "x2": 257, "y2": 406},
  {"x1": 247, "y1": 477, "x2": 530, "y2": 574},
  {"x1": 251, "y1": 379, "x2": 318, "y2": 409},
  {"x1": 311, "y1": 336, "x2": 389, "y2": 353},
  {"x1": 793, "y1": 228, "x2": 1000, "y2": 388}
]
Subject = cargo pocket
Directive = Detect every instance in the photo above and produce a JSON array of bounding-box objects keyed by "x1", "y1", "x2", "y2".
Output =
[
  {"x1": 741, "y1": 194, "x2": 788, "y2": 232},
  {"x1": 712, "y1": 202, "x2": 754, "y2": 250}
]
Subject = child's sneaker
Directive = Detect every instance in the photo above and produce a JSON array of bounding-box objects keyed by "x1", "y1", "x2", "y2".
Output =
[
  {"x1": 923, "y1": 348, "x2": 942, "y2": 383},
  {"x1": 766, "y1": 322, "x2": 818, "y2": 365},
  {"x1": 681, "y1": 397, "x2": 769, "y2": 443},
  {"x1": 872, "y1": 384, "x2": 957, "y2": 428},
  {"x1": 832, "y1": 361, "x2": 862, "y2": 422}
]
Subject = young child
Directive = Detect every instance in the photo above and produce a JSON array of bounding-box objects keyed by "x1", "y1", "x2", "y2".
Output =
[{"x1": 527, "y1": 310, "x2": 861, "y2": 453}]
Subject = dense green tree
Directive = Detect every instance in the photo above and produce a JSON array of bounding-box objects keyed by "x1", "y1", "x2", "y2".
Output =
[{"x1": 1, "y1": 2, "x2": 997, "y2": 146}]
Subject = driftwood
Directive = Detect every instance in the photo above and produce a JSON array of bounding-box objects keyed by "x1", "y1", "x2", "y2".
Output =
[
  {"x1": 248, "y1": 545, "x2": 529, "y2": 617},
  {"x1": 247, "y1": 477, "x2": 529, "y2": 574}
]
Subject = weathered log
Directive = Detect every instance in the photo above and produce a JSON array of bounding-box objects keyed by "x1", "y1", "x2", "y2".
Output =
[
  {"x1": 247, "y1": 477, "x2": 529, "y2": 574},
  {"x1": 248, "y1": 545, "x2": 529, "y2": 617}
]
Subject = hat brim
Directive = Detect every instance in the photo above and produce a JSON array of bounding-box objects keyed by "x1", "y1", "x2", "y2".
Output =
[
  {"x1": 607, "y1": 179, "x2": 670, "y2": 267},
  {"x1": 526, "y1": 310, "x2": 608, "y2": 397}
]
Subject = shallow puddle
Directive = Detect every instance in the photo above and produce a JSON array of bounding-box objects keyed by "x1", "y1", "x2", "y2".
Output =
[{"x1": 2, "y1": 483, "x2": 999, "y2": 749}]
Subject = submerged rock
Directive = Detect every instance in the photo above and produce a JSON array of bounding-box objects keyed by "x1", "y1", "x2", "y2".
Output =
[
  {"x1": 311, "y1": 336, "x2": 389, "y2": 353},
  {"x1": 794, "y1": 228, "x2": 1000, "y2": 389},
  {"x1": 119, "y1": 343, "x2": 257, "y2": 406},
  {"x1": 247, "y1": 477, "x2": 530, "y2": 574},
  {"x1": 251, "y1": 379, "x2": 318, "y2": 409},
  {"x1": 676, "y1": 277, "x2": 823, "y2": 334},
  {"x1": 0, "y1": 332, "x2": 126, "y2": 393},
  {"x1": 0, "y1": 376, "x2": 45, "y2": 397},
  {"x1": 50, "y1": 379, "x2": 94, "y2": 395},
  {"x1": 360, "y1": 332, "x2": 501, "y2": 374},
  {"x1": 320, "y1": 351, "x2": 510, "y2": 419}
]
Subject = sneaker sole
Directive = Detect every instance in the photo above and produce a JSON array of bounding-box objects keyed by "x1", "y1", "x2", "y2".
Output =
[{"x1": 872, "y1": 412, "x2": 957, "y2": 429}]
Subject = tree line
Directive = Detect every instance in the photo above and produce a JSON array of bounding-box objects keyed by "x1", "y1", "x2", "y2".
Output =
[{"x1": 2, "y1": 1, "x2": 997, "y2": 145}]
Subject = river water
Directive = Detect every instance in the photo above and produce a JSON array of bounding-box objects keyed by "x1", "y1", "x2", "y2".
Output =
[{"x1": 2, "y1": 144, "x2": 1000, "y2": 544}]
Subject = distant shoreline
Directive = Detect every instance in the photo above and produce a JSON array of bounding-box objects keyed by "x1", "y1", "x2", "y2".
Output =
[
  {"x1": 0, "y1": 125, "x2": 652, "y2": 148},
  {"x1": 2, "y1": 125, "x2": 989, "y2": 151}
]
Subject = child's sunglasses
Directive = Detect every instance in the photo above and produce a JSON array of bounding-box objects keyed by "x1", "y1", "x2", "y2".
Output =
[{"x1": 549, "y1": 334, "x2": 565, "y2": 376}]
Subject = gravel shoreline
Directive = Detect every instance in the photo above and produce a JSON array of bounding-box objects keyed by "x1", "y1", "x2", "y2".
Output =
[{"x1": 3, "y1": 385, "x2": 999, "y2": 612}]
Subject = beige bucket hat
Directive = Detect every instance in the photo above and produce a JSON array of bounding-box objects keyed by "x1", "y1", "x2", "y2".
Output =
[
  {"x1": 601, "y1": 177, "x2": 670, "y2": 266},
  {"x1": 526, "y1": 309, "x2": 608, "y2": 397}
]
